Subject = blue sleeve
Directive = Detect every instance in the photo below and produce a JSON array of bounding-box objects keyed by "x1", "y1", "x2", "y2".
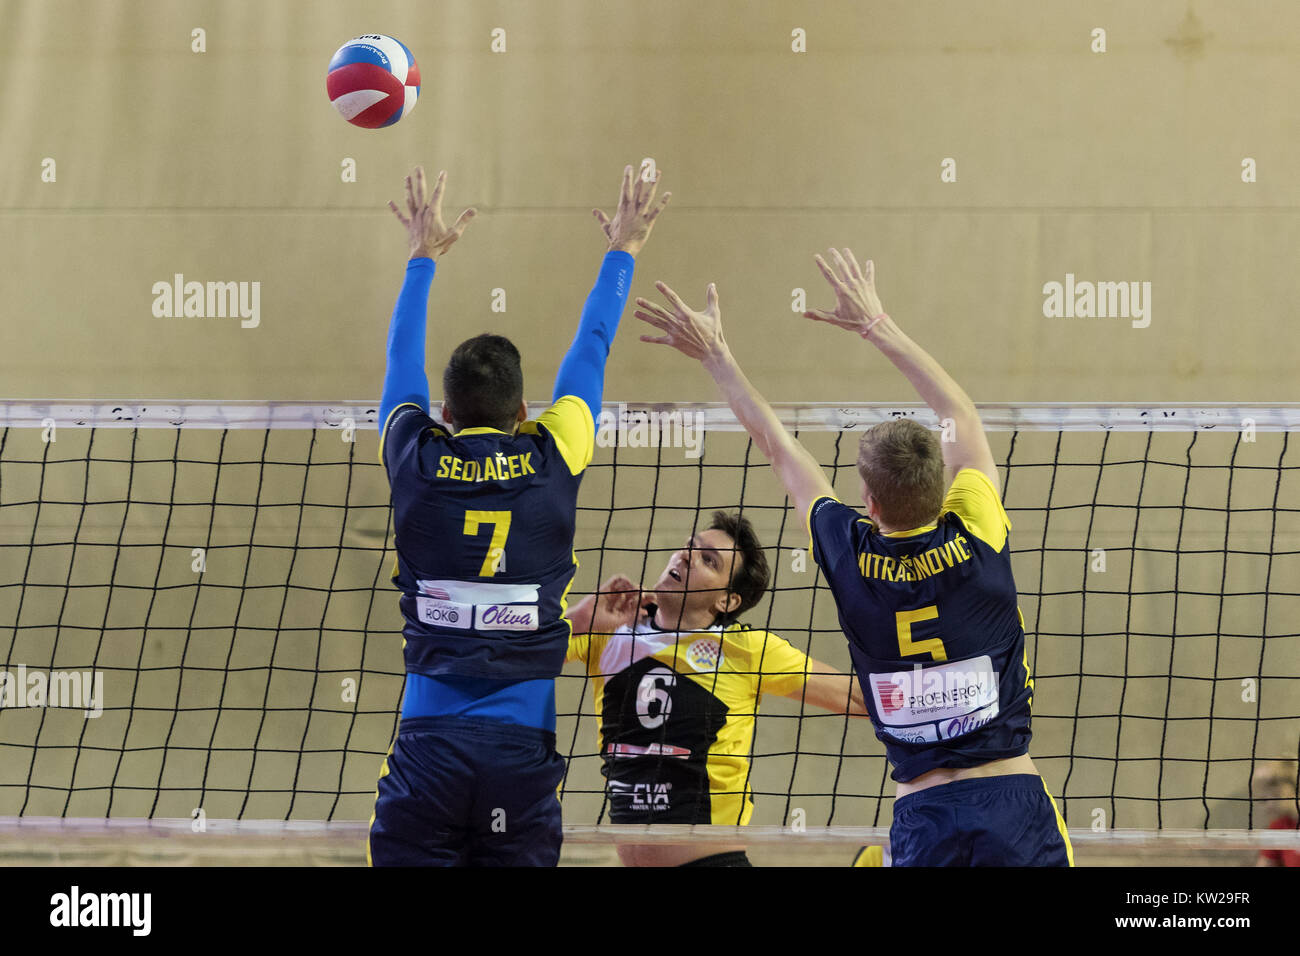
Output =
[
  {"x1": 551, "y1": 250, "x2": 635, "y2": 414},
  {"x1": 380, "y1": 257, "x2": 436, "y2": 434}
]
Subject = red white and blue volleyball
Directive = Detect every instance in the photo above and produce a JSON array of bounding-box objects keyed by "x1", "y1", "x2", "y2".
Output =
[{"x1": 326, "y1": 35, "x2": 420, "y2": 129}]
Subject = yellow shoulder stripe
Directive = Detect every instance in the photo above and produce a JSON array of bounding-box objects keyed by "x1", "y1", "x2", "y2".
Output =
[
  {"x1": 522, "y1": 395, "x2": 595, "y2": 475},
  {"x1": 941, "y1": 467, "x2": 1011, "y2": 552}
]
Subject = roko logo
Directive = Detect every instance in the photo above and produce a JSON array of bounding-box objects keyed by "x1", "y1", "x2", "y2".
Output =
[
  {"x1": 415, "y1": 597, "x2": 470, "y2": 630},
  {"x1": 424, "y1": 604, "x2": 461, "y2": 624}
]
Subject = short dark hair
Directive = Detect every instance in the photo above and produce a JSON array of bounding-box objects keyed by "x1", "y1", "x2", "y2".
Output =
[
  {"x1": 856, "y1": 419, "x2": 945, "y2": 529},
  {"x1": 442, "y1": 334, "x2": 524, "y2": 433},
  {"x1": 707, "y1": 510, "x2": 770, "y2": 626}
]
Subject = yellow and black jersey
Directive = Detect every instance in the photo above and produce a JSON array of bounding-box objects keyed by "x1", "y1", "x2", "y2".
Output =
[
  {"x1": 809, "y1": 467, "x2": 1033, "y2": 782},
  {"x1": 567, "y1": 615, "x2": 811, "y2": 825},
  {"x1": 381, "y1": 396, "x2": 594, "y2": 681}
]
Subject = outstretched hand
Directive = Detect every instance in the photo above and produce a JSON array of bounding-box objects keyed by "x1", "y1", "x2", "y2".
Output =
[
  {"x1": 590, "y1": 574, "x2": 642, "y2": 635},
  {"x1": 388, "y1": 166, "x2": 477, "y2": 261},
  {"x1": 634, "y1": 281, "x2": 727, "y2": 364},
  {"x1": 803, "y1": 248, "x2": 888, "y2": 337},
  {"x1": 592, "y1": 164, "x2": 671, "y2": 256}
]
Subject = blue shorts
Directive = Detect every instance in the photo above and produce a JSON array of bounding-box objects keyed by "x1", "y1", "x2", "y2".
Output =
[
  {"x1": 890, "y1": 774, "x2": 1073, "y2": 867},
  {"x1": 368, "y1": 716, "x2": 565, "y2": 867}
]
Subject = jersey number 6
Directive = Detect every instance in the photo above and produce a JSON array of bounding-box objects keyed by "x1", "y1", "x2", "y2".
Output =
[
  {"x1": 636, "y1": 668, "x2": 676, "y2": 729},
  {"x1": 463, "y1": 510, "x2": 511, "y2": 576}
]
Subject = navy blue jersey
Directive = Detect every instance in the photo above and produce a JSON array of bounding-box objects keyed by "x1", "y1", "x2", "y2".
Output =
[
  {"x1": 381, "y1": 396, "x2": 595, "y2": 681},
  {"x1": 809, "y1": 467, "x2": 1034, "y2": 782}
]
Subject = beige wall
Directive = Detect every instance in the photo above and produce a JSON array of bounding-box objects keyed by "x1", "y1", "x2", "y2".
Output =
[
  {"x1": 2, "y1": 1, "x2": 1297, "y2": 403},
  {"x1": 1, "y1": 1, "x2": 1297, "y2": 841}
]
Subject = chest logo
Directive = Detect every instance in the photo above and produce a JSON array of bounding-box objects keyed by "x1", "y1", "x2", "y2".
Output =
[{"x1": 685, "y1": 638, "x2": 722, "y2": 672}]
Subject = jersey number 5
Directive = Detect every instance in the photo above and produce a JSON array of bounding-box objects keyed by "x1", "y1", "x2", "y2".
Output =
[
  {"x1": 463, "y1": 510, "x2": 511, "y2": 576},
  {"x1": 896, "y1": 605, "x2": 948, "y2": 661}
]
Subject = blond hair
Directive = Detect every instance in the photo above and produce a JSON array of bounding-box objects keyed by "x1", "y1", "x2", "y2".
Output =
[{"x1": 856, "y1": 419, "x2": 946, "y2": 529}]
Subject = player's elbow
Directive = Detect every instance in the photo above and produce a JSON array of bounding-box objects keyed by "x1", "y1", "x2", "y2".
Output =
[{"x1": 947, "y1": 403, "x2": 982, "y2": 432}]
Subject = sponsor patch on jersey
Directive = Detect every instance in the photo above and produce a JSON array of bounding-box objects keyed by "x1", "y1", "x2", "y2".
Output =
[
  {"x1": 685, "y1": 638, "x2": 722, "y2": 672},
  {"x1": 414, "y1": 580, "x2": 540, "y2": 632},
  {"x1": 415, "y1": 597, "x2": 471, "y2": 629},
  {"x1": 607, "y1": 742, "x2": 691, "y2": 759},
  {"x1": 938, "y1": 702, "x2": 998, "y2": 741},
  {"x1": 868, "y1": 655, "x2": 999, "y2": 744},
  {"x1": 475, "y1": 603, "x2": 539, "y2": 631},
  {"x1": 608, "y1": 780, "x2": 674, "y2": 813},
  {"x1": 417, "y1": 579, "x2": 539, "y2": 604},
  {"x1": 875, "y1": 678, "x2": 907, "y2": 714},
  {"x1": 884, "y1": 723, "x2": 939, "y2": 744}
]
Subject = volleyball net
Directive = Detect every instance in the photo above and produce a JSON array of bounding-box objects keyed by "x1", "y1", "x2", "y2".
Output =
[{"x1": 1, "y1": 401, "x2": 1297, "y2": 865}]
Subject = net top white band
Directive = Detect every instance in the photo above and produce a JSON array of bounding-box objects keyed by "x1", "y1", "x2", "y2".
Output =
[{"x1": 2, "y1": 401, "x2": 1299, "y2": 431}]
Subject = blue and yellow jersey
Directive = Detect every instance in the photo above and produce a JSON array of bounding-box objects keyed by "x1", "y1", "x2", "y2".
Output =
[
  {"x1": 567, "y1": 614, "x2": 811, "y2": 825},
  {"x1": 809, "y1": 467, "x2": 1033, "y2": 782},
  {"x1": 382, "y1": 395, "x2": 595, "y2": 681}
]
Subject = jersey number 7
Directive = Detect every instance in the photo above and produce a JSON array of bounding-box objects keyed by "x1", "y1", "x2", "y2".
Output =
[{"x1": 463, "y1": 510, "x2": 511, "y2": 576}]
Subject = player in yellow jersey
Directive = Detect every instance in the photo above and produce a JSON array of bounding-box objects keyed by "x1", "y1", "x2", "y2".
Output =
[
  {"x1": 565, "y1": 510, "x2": 868, "y2": 867},
  {"x1": 634, "y1": 251, "x2": 1073, "y2": 866}
]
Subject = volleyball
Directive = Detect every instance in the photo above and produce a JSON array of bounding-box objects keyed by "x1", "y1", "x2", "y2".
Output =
[{"x1": 326, "y1": 34, "x2": 421, "y2": 129}]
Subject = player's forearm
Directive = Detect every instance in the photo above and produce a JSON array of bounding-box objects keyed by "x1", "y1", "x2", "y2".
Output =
[
  {"x1": 551, "y1": 251, "x2": 636, "y2": 414},
  {"x1": 868, "y1": 320, "x2": 977, "y2": 422},
  {"x1": 702, "y1": 346, "x2": 827, "y2": 506},
  {"x1": 848, "y1": 681, "x2": 868, "y2": 716},
  {"x1": 794, "y1": 672, "x2": 868, "y2": 716},
  {"x1": 380, "y1": 257, "x2": 435, "y2": 428},
  {"x1": 702, "y1": 347, "x2": 794, "y2": 465}
]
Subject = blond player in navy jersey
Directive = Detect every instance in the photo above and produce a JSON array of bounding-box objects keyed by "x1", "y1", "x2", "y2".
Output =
[{"x1": 634, "y1": 251, "x2": 1073, "y2": 866}]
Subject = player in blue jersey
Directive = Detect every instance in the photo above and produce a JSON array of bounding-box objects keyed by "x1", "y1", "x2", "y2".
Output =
[
  {"x1": 634, "y1": 250, "x2": 1073, "y2": 866},
  {"x1": 368, "y1": 164, "x2": 670, "y2": 866}
]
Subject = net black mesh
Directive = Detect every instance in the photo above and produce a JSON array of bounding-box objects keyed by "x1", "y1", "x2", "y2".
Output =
[{"x1": 1, "y1": 419, "x2": 1296, "y2": 830}]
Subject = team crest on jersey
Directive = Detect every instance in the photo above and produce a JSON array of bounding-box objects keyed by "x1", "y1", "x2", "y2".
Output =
[{"x1": 685, "y1": 638, "x2": 722, "y2": 672}]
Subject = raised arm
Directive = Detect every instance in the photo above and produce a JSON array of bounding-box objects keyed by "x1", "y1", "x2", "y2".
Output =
[
  {"x1": 805, "y1": 249, "x2": 1000, "y2": 494},
  {"x1": 550, "y1": 165, "x2": 671, "y2": 417},
  {"x1": 379, "y1": 167, "x2": 476, "y2": 432},
  {"x1": 635, "y1": 283, "x2": 835, "y2": 534}
]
